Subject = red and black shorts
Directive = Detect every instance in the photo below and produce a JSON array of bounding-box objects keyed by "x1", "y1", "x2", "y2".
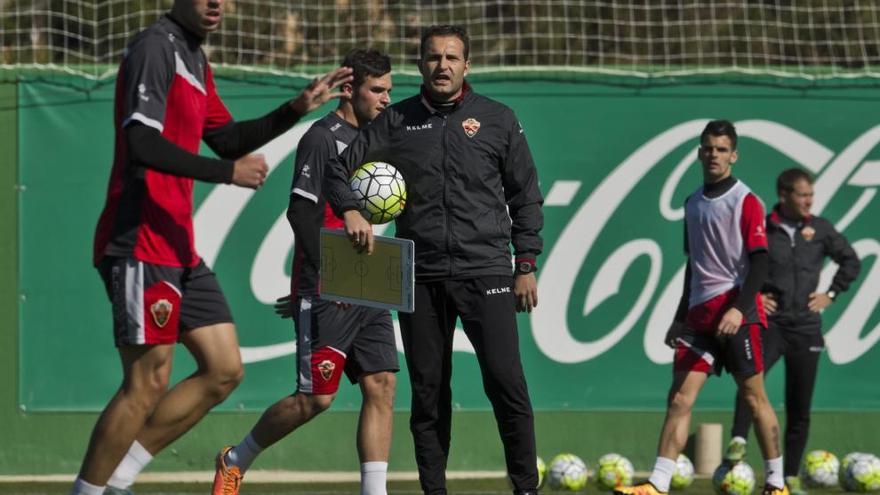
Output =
[
  {"x1": 293, "y1": 296, "x2": 399, "y2": 395},
  {"x1": 674, "y1": 323, "x2": 764, "y2": 377},
  {"x1": 97, "y1": 257, "x2": 234, "y2": 347}
]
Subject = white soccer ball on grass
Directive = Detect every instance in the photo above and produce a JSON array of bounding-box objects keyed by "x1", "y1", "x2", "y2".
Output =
[
  {"x1": 548, "y1": 453, "x2": 590, "y2": 491},
  {"x1": 713, "y1": 461, "x2": 756, "y2": 495},
  {"x1": 597, "y1": 453, "x2": 634, "y2": 490},
  {"x1": 841, "y1": 453, "x2": 880, "y2": 492},
  {"x1": 802, "y1": 449, "x2": 839, "y2": 487},
  {"x1": 671, "y1": 454, "x2": 695, "y2": 490}
]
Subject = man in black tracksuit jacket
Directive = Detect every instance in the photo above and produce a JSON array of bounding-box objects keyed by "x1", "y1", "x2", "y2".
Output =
[
  {"x1": 324, "y1": 25, "x2": 544, "y2": 495},
  {"x1": 726, "y1": 168, "x2": 860, "y2": 493}
]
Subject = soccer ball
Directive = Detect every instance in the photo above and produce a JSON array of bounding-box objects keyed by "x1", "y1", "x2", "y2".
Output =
[
  {"x1": 671, "y1": 454, "x2": 695, "y2": 490},
  {"x1": 548, "y1": 453, "x2": 590, "y2": 491},
  {"x1": 842, "y1": 453, "x2": 869, "y2": 474},
  {"x1": 841, "y1": 453, "x2": 880, "y2": 492},
  {"x1": 537, "y1": 456, "x2": 547, "y2": 489},
  {"x1": 713, "y1": 462, "x2": 756, "y2": 495},
  {"x1": 597, "y1": 453, "x2": 634, "y2": 490},
  {"x1": 348, "y1": 161, "x2": 406, "y2": 224},
  {"x1": 507, "y1": 456, "x2": 547, "y2": 490},
  {"x1": 802, "y1": 450, "x2": 839, "y2": 487},
  {"x1": 841, "y1": 453, "x2": 871, "y2": 486}
]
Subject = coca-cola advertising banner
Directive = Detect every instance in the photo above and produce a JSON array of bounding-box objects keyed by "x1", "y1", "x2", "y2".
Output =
[{"x1": 17, "y1": 79, "x2": 880, "y2": 411}]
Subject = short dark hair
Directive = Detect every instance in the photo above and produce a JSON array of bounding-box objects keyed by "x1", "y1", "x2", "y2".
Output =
[
  {"x1": 777, "y1": 168, "x2": 813, "y2": 194},
  {"x1": 700, "y1": 119, "x2": 738, "y2": 150},
  {"x1": 341, "y1": 48, "x2": 391, "y2": 88},
  {"x1": 420, "y1": 25, "x2": 470, "y2": 61}
]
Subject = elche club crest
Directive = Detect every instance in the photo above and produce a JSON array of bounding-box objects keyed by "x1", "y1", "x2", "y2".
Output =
[
  {"x1": 317, "y1": 360, "x2": 336, "y2": 381},
  {"x1": 801, "y1": 225, "x2": 816, "y2": 241},
  {"x1": 150, "y1": 299, "x2": 173, "y2": 328},
  {"x1": 462, "y1": 118, "x2": 480, "y2": 137}
]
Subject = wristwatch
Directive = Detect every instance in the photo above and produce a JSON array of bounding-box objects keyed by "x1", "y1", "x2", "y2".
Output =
[
  {"x1": 827, "y1": 290, "x2": 838, "y2": 302},
  {"x1": 515, "y1": 260, "x2": 536, "y2": 275}
]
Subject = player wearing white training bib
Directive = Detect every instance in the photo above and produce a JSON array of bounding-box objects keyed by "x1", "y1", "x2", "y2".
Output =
[
  {"x1": 684, "y1": 180, "x2": 769, "y2": 338},
  {"x1": 615, "y1": 120, "x2": 788, "y2": 495}
]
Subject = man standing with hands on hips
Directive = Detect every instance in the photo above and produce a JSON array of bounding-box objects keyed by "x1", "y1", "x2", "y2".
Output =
[
  {"x1": 724, "y1": 168, "x2": 861, "y2": 495},
  {"x1": 324, "y1": 24, "x2": 544, "y2": 495}
]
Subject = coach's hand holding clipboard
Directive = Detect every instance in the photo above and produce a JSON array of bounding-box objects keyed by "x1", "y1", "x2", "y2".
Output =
[{"x1": 319, "y1": 228, "x2": 414, "y2": 313}]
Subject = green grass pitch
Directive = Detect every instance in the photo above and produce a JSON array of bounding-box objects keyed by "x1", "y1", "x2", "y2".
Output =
[{"x1": 0, "y1": 478, "x2": 855, "y2": 495}]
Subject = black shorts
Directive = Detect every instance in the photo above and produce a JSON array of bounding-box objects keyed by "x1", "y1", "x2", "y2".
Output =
[
  {"x1": 293, "y1": 296, "x2": 399, "y2": 395},
  {"x1": 97, "y1": 257, "x2": 234, "y2": 347},
  {"x1": 674, "y1": 324, "x2": 764, "y2": 377}
]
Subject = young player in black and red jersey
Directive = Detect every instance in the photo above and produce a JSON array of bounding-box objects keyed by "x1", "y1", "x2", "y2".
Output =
[
  {"x1": 211, "y1": 49, "x2": 397, "y2": 495},
  {"x1": 74, "y1": 1, "x2": 352, "y2": 494},
  {"x1": 614, "y1": 120, "x2": 789, "y2": 495}
]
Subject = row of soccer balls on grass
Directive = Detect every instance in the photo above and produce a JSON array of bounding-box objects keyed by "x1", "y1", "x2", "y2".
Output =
[
  {"x1": 525, "y1": 452, "x2": 691, "y2": 493},
  {"x1": 525, "y1": 451, "x2": 880, "y2": 493},
  {"x1": 799, "y1": 451, "x2": 880, "y2": 492},
  {"x1": 711, "y1": 451, "x2": 880, "y2": 495}
]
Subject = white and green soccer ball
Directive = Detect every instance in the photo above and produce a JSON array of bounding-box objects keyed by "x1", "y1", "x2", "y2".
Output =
[
  {"x1": 671, "y1": 454, "x2": 695, "y2": 490},
  {"x1": 596, "y1": 453, "x2": 634, "y2": 490},
  {"x1": 842, "y1": 453, "x2": 870, "y2": 474},
  {"x1": 841, "y1": 453, "x2": 871, "y2": 486},
  {"x1": 841, "y1": 453, "x2": 880, "y2": 492},
  {"x1": 802, "y1": 449, "x2": 839, "y2": 487},
  {"x1": 348, "y1": 161, "x2": 406, "y2": 224},
  {"x1": 537, "y1": 456, "x2": 547, "y2": 489},
  {"x1": 548, "y1": 453, "x2": 590, "y2": 491},
  {"x1": 713, "y1": 462, "x2": 756, "y2": 495}
]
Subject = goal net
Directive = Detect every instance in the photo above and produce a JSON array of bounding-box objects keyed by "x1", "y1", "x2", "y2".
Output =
[{"x1": 3, "y1": 0, "x2": 880, "y2": 83}]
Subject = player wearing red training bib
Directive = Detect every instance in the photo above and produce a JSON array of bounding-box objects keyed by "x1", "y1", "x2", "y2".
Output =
[{"x1": 614, "y1": 120, "x2": 788, "y2": 495}]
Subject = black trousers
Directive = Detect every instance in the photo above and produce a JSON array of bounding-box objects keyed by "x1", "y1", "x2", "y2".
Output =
[
  {"x1": 730, "y1": 324, "x2": 824, "y2": 476},
  {"x1": 398, "y1": 276, "x2": 538, "y2": 494}
]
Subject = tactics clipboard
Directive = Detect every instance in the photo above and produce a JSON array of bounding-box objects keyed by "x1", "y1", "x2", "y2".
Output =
[{"x1": 319, "y1": 228, "x2": 415, "y2": 313}]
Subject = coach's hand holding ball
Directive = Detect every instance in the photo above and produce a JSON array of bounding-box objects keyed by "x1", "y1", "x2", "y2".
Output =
[{"x1": 344, "y1": 210, "x2": 374, "y2": 254}]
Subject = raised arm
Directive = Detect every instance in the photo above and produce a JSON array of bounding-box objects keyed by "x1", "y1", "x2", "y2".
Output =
[{"x1": 203, "y1": 66, "x2": 353, "y2": 159}]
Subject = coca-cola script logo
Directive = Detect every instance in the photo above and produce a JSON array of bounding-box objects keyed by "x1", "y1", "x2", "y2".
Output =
[
  {"x1": 533, "y1": 119, "x2": 880, "y2": 365},
  {"x1": 194, "y1": 119, "x2": 880, "y2": 365}
]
